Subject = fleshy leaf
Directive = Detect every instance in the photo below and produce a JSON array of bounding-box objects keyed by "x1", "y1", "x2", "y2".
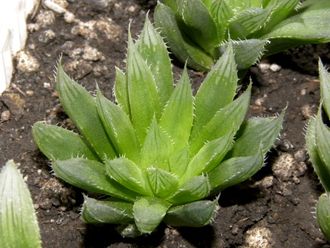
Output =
[
  {"x1": 219, "y1": 39, "x2": 269, "y2": 70},
  {"x1": 317, "y1": 193, "x2": 330, "y2": 241},
  {"x1": 306, "y1": 117, "x2": 330, "y2": 192},
  {"x1": 127, "y1": 34, "x2": 161, "y2": 143},
  {"x1": 208, "y1": 148, "x2": 264, "y2": 191},
  {"x1": 0, "y1": 160, "x2": 41, "y2": 248},
  {"x1": 133, "y1": 197, "x2": 170, "y2": 233},
  {"x1": 164, "y1": 200, "x2": 218, "y2": 227},
  {"x1": 315, "y1": 113, "x2": 330, "y2": 191},
  {"x1": 114, "y1": 67, "x2": 129, "y2": 115},
  {"x1": 190, "y1": 84, "x2": 251, "y2": 154},
  {"x1": 229, "y1": 8, "x2": 272, "y2": 39},
  {"x1": 53, "y1": 158, "x2": 137, "y2": 201},
  {"x1": 32, "y1": 122, "x2": 98, "y2": 161},
  {"x1": 56, "y1": 64, "x2": 116, "y2": 160},
  {"x1": 146, "y1": 167, "x2": 179, "y2": 198},
  {"x1": 176, "y1": 0, "x2": 219, "y2": 52},
  {"x1": 137, "y1": 16, "x2": 173, "y2": 108},
  {"x1": 154, "y1": 2, "x2": 214, "y2": 71},
  {"x1": 105, "y1": 157, "x2": 149, "y2": 195},
  {"x1": 82, "y1": 196, "x2": 133, "y2": 224},
  {"x1": 230, "y1": 110, "x2": 284, "y2": 157},
  {"x1": 263, "y1": 0, "x2": 330, "y2": 46},
  {"x1": 141, "y1": 118, "x2": 172, "y2": 170},
  {"x1": 182, "y1": 133, "x2": 233, "y2": 182},
  {"x1": 160, "y1": 68, "x2": 193, "y2": 151},
  {"x1": 169, "y1": 175, "x2": 210, "y2": 204},
  {"x1": 169, "y1": 147, "x2": 190, "y2": 177},
  {"x1": 210, "y1": 0, "x2": 233, "y2": 41},
  {"x1": 193, "y1": 44, "x2": 238, "y2": 134},
  {"x1": 319, "y1": 59, "x2": 330, "y2": 117},
  {"x1": 258, "y1": 0, "x2": 299, "y2": 34},
  {"x1": 96, "y1": 90, "x2": 140, "y2": 162}
]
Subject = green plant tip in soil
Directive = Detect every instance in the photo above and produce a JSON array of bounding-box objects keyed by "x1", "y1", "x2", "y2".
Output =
[
  {"x1": 0, "y1": 160, "x2": 42, "y2": 248},
  {"x1": 32, "y1": 16, "x2": 284, "y2": 237},
  {"x1": 306, "y1": 60, "x2": 330, "y2": 241},
  {"x1": 155, "y1": 0, "x2": 330, "y2": 71}
]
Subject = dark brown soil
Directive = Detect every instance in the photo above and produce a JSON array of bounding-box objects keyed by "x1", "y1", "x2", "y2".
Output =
[{"x1": 1, "y1": 1, "x2": 330, "y2": 247}]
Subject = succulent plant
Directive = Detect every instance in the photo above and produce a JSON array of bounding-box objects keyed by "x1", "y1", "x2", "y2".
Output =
[
  {"x1": 32, "y1": 17, "x2": 284, "y2": 236},
  {"x1": 306, "y1": 60, "x2": 330, "y2": 241},
  {"x1": 154, "y1": 0, "x2": 330, "y2": 71},
  {"x1": 0, "y1": 160, "x2": 42, "y2": 248}
]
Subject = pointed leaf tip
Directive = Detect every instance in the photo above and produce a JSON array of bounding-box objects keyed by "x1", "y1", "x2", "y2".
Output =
[{"x1": 0, "y1": 160, "x2": 41, "y2": 248}]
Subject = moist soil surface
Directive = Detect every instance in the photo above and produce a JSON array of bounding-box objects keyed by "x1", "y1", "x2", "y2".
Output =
[{"x1": 1, "y1": 1, "x2": 330, "y2": 247}]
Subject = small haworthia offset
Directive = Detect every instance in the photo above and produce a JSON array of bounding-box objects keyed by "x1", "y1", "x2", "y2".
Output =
[
  {"x1": 32, "y1": 16, "x2": 284, "y2": 236},
  {"x1": 306, "y1": 60, "x2": 330, "y2": 241},
  {"x1": 0, "y1": 160, "x2": 41, "y2": 248},
  {"x1": 155, "y1": 0, "x2": 330, "y2": 71}
]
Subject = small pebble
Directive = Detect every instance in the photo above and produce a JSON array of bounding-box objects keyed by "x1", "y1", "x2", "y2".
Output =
[
  {"x1": 270, "y1": 63, "x2": 281, "y2": 72},
  {"x1": 16, "y1": 51, "x2": 40, "y2": 73},
  {"x1": 38, "y1": 29, "x2": 56, "y2": 43},
  {"x1": 244, "y1": 227, "x2": 273, "y2": 248},
  {"x1": 1, "y1": 110, "x2": 11, "y2": 122},
  {"x1": 301, "y1": 104, "x2": 313, "y2": 119},
  {"x1": 43, "y1": 82, "x2": 51, "y2": 89},
  {"x1": 36, "y1": 10, "x2": 55, "y2": 27},
  {"x1": 82, "y1": 45, "x2": 104, "y2": 61},
  {"x1": 258, "y1": 63, "x2": 270, "y2": 73},
  {"x1": 260, "y1": 176, "x2": 274, "y2": 189},
  {"x1": 64, "y1": 12, "x2": 76, "y2": 23},
  {"x1": 26, "y1": 90, "x2": 34, "y2": 96},
  {"x1": 300, "y1": 88, "x2": 307, "y2": 96},
  {"x1": 294, "y1": 149, "x2": 307, "y2": 162}
]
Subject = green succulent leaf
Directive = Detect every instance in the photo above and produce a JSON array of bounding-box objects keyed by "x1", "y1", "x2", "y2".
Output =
[
  {"x1": 127, "y1": 34, "x2": 161, "y2": 143},
  {"x1": 96, "y1": 90, "x2": 140, "y2": 162},
  {"x1": 169, "y1": 147, "x2": 190, "y2": 177},
  {"x1": 183, "y1": 133, "x2": 233, "y2": 182},
  {"x1": 164, "y1": 199, "x2": 218, "y2": 227},
  {"x1": 32, "y1": 122, "x2": 98, "y2": 161},
  {"x1": 220, "y1": 39, "x2": 269, "y2": 70},
  {"x1": 82, "y1": 196, "x2": 133, "y2": 224},
  {"x1": 319, "y1": 59, "x2": 330, "y2": 117},
  {"x1": 114, "y1": 67, "x2": 129, "y2": 115},
  {"x1": 141, "y1": 118, "x2": 172, "y2": 170},
  {"x1": 53, "y1": 158, "x2": 137, "y2": 201},
  {"x1": 263, "y1": 0, "x2": 330, "y2": 51},
  {"x1": 137, "y1": 16, "x2": 174, "y2": 108},
  {"x1": 133, "y1": 197, "x2": 170, "y2": 234},
  {"x1": 229, "y1": 7, "x2": 272, "y2": 39},
  {"x1": 190, "y1": 84, "x2": 251, "y2": 154},
  {"x1": 306, "y1": 117, "x2": 330, "y2": 192},
  {"x1": 170, "y1": 175, "x2": 210, "y2": 204},
  {"x1": 193, "y1": 44, "x2": 238, "y2": 134},
  {"x1": 315, "y1": 114, "x2": 330, "y2": 191},
  {"x1": 316, "y1": 193, "x2": 330, "y2": 241},
  {"x1": 105, "y1": 157, "x2": 149, "y2": 195},
  {"x1": 210, "y1": 0, "x2": 233, "y2": 41},
  {"x1": 56, "y1": 64, "x2": 116, "y2": 160},
  {"x1": 176, "y1": 0, "x2": 219, "y2": 52},
  {"x1": 156, "y1": 0, "x2": 330, "y2": 72},
  {"x1": 230, "y1": 110, "x2": 284, "y2": 157},
  {"x1": 160, "y1": 67, "x2": 193, "y2": 151},
  {"x1": 154, "y1": 2, "x2": 214, "y2": 71},
  {"x1": 146, "y1": 167, "x2": 179, "y2": 198},
  {"x1": 259, "y1": 0, "x2": 299, "y2": 34},
  {"x1": 0, "y1": 160, "x2": 41, "y2": 248},
  {"x1": 208, "y1": 148, "x2": 264, "y2": 191}
]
